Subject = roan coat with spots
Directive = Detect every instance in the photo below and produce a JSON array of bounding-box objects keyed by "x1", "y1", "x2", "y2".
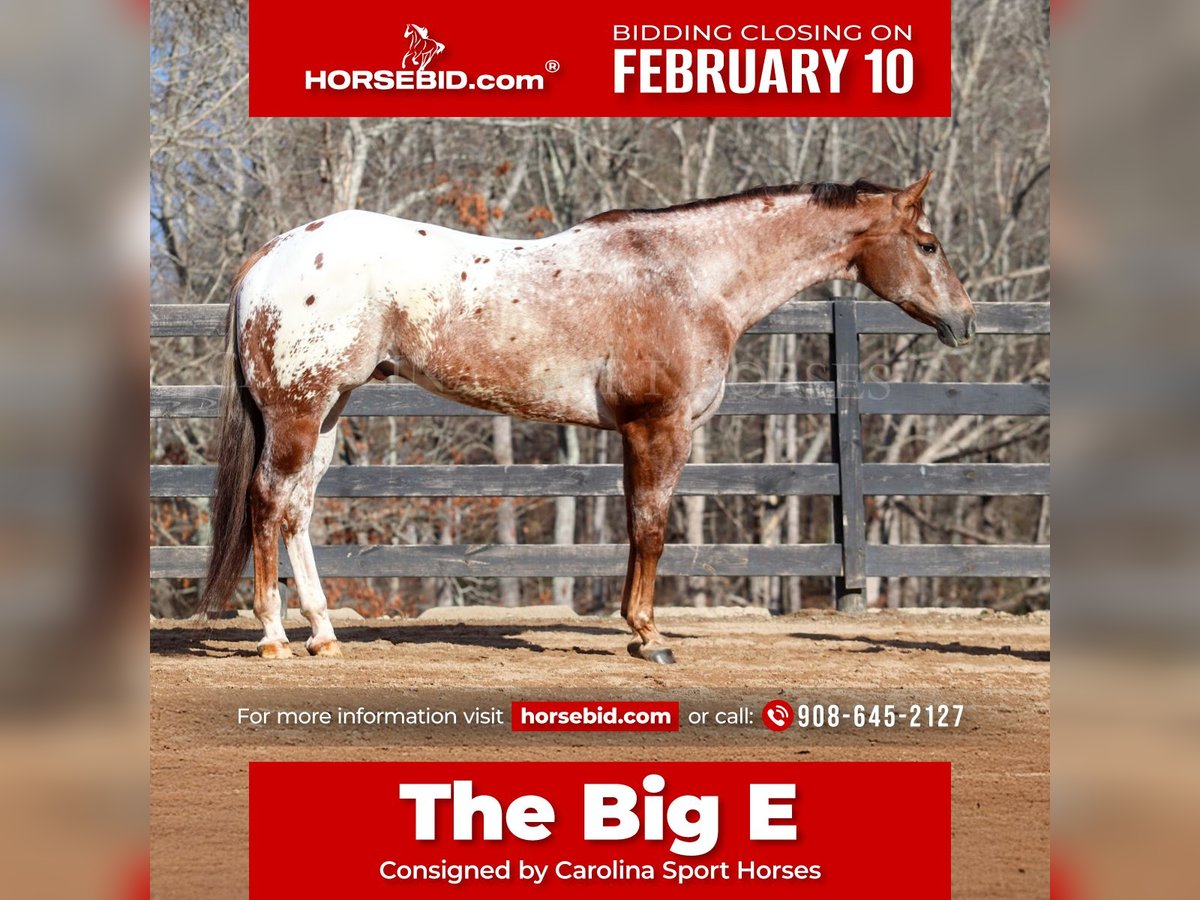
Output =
[{"x1": 200, "y1": 173, "x2": 975, "y2": 663}]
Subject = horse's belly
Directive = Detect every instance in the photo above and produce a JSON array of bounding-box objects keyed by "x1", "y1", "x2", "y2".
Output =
[
  {"x1": 413, "y1": 357, "x2": 611, "y2": 428},
  {"x1": 393, "y1": 299, "x2": 612, "y2": 426}
]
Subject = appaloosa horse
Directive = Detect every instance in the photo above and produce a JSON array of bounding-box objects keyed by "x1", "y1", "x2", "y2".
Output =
[{"x1": 201, "y1": 173, "x2": 975, "y2": 663}]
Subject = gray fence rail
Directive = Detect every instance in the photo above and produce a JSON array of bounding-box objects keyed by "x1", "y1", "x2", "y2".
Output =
[{"x1": 150, "y1": 299, "x2": 1050, "y2": 600}]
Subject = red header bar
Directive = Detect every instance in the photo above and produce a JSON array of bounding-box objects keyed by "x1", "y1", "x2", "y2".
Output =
[
  {"x1": 512, "y1": 701, "x2": 679, "y2": 732},
  {"x1": 250, "y1": 761, "x2": 950, "y2": 898},
  {"x1": 249, "y1": 0, "x2": 951, "y2": 117}
]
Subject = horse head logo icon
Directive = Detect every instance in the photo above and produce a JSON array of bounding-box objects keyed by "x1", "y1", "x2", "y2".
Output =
[{"x1": 403, "y1": 23, "x2": 446, "y2": 71}]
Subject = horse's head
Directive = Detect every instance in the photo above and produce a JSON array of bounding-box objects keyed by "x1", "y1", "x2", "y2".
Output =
[
  {"x1": 851, "y1": 172, "x2": 976, "y2": 348},
  {"x1": 405, "y1": 23, "x2": 427, "y2": 39}
]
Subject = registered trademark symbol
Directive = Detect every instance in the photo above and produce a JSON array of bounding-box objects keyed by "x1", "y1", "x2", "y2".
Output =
[{"x1": 544, "y1": 59, "x2": 560, "y2": 73}]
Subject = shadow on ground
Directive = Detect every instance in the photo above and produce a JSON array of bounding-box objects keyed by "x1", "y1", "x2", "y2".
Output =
[
  {"x1": 146, "y1": 622, "x2": 697, "y2": 659},
  {"x1": 790, "y1": 631, "x2": 1050, "y2": 662}
]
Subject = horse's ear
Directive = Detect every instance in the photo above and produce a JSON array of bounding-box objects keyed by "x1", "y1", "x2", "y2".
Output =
[{"x1": 894, "y1": 170, "x2": 933, "y2": 210}]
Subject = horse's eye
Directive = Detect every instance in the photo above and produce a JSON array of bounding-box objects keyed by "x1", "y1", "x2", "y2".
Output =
[{"x1": 919, "y1": 242, "x2": 938, "y2": 255}]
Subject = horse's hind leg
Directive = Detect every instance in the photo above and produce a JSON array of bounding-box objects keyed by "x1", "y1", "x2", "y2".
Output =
[
  {"x1": 283, "y1": 421, "x2": 342, "y2": 657},
  {"x1": 250, "y1": 413, "x2": 322, "y2": 659},
  {"x1": 619, "y1": 413, "x2": 692, "y2": 664}
]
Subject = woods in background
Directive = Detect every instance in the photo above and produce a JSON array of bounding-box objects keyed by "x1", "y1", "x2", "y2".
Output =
[{"x1": 150, "y1": 0, "x2": 1049, "y2": 616}]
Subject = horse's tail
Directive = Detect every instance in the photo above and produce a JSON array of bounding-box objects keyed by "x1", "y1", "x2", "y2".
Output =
[{"x1": 198, "y1": 283, "x2": 263, "y2": 617}]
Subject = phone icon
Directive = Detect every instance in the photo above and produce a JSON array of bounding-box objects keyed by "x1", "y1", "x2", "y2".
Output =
[{"x1": 761, "y1": 700, "x2": 793, "y2": 732}]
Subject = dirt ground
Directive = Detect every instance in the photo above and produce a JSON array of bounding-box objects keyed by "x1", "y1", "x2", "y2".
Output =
[{"x1": 150, "y1": 608, "x2": 1050, "y2": 899}]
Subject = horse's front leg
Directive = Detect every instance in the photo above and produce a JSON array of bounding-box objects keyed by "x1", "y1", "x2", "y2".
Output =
[{"x1": 619, "y1": 413, "x2": 692, "y2": 664}]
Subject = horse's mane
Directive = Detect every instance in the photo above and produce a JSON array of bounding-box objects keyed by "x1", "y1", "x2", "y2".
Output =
[
  {"x1": 805, "y1": 179, "x2": 901, "y2": 208},
  {"x1": 585, "y1": 179, "x2": 902, "y2": 225}
]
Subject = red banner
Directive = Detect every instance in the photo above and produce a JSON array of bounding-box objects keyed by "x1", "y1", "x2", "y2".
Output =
[
  {"x1": 511, "y1": 701, "x2": 679, "y2": 732},
  {"x1": 249, "y1": 761, "x2": 950, "y2": 898},
  {"x1": 249, "y1": 0, "x2": 951, "y2": 117}
]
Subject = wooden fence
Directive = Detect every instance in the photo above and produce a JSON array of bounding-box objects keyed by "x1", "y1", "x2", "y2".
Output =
[{"x1": 150, "y1": 298, "x2": 1049, "y2": 609}]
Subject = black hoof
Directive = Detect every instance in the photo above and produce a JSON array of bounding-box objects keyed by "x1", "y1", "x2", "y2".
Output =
[{"x1": 627, "y1": 641, "x2": 676, "y2": 664}]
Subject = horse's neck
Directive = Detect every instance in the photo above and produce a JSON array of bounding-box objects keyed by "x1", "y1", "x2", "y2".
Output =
[{"x1": 682, "y1": 200, "x2": 865, "y2": 333}]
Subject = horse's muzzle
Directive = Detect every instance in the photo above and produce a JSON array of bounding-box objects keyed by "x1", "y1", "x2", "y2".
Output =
[{"x1": 936, "y1": 314, "x2": 976, "y2": 348}]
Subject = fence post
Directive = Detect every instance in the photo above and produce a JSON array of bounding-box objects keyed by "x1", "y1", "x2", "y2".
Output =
[{"x1": 831, "y1": 299, "x2": 867, "y2": 612}]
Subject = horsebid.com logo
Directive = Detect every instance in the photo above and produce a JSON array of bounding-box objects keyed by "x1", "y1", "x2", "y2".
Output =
[
  {"x1": 304, "y1": 21, "x2": 548, "y2": 92},
  {"x1": 401, "y1": 23, "x2": 444, "y2": 72}
]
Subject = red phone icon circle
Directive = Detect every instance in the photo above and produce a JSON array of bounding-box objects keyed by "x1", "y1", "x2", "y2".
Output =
[{"x1": 762, "y1": 700, "x2": 794, "y2": 732}]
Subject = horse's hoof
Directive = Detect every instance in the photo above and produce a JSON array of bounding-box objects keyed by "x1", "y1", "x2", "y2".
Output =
[
  {"x1": 628, "y1": 642, "x2": 676, "y2": 665},
  {"x1": 306, "y1": 639, "x2": 342, "y2": 658},
  {"x1": 258, "y1": 641, "x2": 293, "y2": 660}
]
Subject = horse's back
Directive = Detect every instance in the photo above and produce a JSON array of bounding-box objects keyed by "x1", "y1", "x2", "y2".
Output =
[{"x1": 230, "y1": 210, "x2": 651, "y2": 428}]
